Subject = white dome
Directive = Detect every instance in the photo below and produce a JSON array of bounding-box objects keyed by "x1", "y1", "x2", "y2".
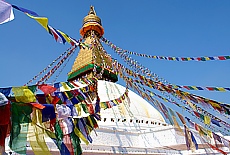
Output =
[{"x1": 97, "y1": 80, "x2": 165, "y2": 123}]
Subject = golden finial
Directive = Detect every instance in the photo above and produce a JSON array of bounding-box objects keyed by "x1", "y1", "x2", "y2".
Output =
[
  {"x1": 80, "y1": 6, "x2": 104, "y2": 37},
  {"x1": 88, "y1": 6, "x2": 96, "y2": 15}
]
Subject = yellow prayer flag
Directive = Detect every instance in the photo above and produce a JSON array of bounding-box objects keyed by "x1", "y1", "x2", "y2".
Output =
[
  {"x1": 60, "y1": 82, "x2": 71, "y2": 91},
  {"x1": 29, "y1": 109, "x2": 51, "y2": 155},
  {"x1": 172, "y1": 116, "x2": 184, "y2": 136},
  {"x1": 12, "y1": 86, "x2": 36, "y2": 103},
  {"x1": 209, "y1": 101, "x2": 221, "y2": 109},
  {"x1": 57, "y1": 30, "x2": 71, "y2": 43},
  {"x1": 217, "y1": 87, "x2": 226, "y2": 91},
  {"x1": 186, "y1": 100, "x2": 197, "y2": 111},
  {"x1": 204, "y1": 57, "x2": 210, "y2": 60},
  {"x1": 99, "y1": 102, "x2": 107, "y2": 109},
  {"x1": 191, "y1": 86, "x2": 199, "y2": 90},
  {"x1": 75, "y1": 104, "x2": 82, "y2": 116},
  {"x1": 73, "y1": 120, "x2": 89, "y2": 145},
  {"x1": 26, "y1": 13, "x2": 48, "y2": 31},
  {"x1": 204, "y1": 115, "x2": 211, "y2": 125},
  {"x1": 207, "y1": 130, "x2": 213, "y2": 138}
]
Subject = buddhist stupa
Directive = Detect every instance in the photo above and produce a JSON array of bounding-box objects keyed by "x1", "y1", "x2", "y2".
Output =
[
  {"x1": 64, "y1": 6, "x2": 223, "y2": 155},
  {"x1": 4, "y1": 6, "x2": 230, "y2": 155}
]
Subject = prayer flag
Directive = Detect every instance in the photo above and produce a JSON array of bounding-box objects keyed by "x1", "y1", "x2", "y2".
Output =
[
  {"x1": 56, "y1": 104, "x2": 71, "y2": 119},
  {"x1": 57, "y1": 30, "x2": 71, "y2": 43},
  {"x1": 0, "y1": 87, "x2": 11, "y2": 96},
  {"x1": 211, "y1": 119, "x2": 221, "y2": 127},
  {"x1": 70, "y1": 132, "x2": 82, "y2": 155},
  {"x1": 29, "y1": 109, "x2": 51, "y2": 155},
  {"x1": 26, "y1": 13, "x2": 49, "y2": 31},
  {"x1": 176, "y1": 112, "x2": 186, "y2": 125},
  {"x1": 48, "y1": 25, "x2": 66, "y2": 43},
  {"x1": 204, "y1": 115, "x2": 211, "y2": 125},
  {"x1": 12, "y1": 5, "x2": 38, "y2": 16},
  {"x1": 0, "y1": 102, "x2": 10, "y2": 148},
  {"x1": 0, "y1": 92, "x2": 8, "y2": 106},
  {"x1": 0, "y1": 1, "x2": 14, "y2": 24},
  {"x1": 221, "y1": 137, "x2": 230, "y2": 148},
  {"x1": 184, "y1": 125, "x2": 190, "y2": 150},
  {"x1": 9, "y1": 103, "x2": 32, "y2": 154},
  {"x1": 190, "y1": 131, "x2": 198, "y2": 150},
  {"x1": 12, "y1": 86, "x2": 36, "y2": 103},
  {"x1": 213, "y1": 132, "x2": 222, "y2": 148},
  {"x1": 38, "y1": 84, "x2": 57, "y2": 95}
]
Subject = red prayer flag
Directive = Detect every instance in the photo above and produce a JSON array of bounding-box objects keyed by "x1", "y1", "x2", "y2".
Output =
[
  {"x1": 30, "y1": 102, "x2": 45, "y2": 109},
  {"x1": 38, "y1": 84, "x2": 57, "y2": 95}
]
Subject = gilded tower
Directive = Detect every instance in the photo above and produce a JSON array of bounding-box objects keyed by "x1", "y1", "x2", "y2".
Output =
[{"x1": 68, "y1": 6, "x2": 118, "y2": 82}]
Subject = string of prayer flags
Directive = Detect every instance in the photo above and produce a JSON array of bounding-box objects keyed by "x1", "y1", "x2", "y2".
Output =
[
  {"x1": 124, "y1": 67, "x2": 230, "y2": 117},
  {"x1": 0, "y1": 1, "x2": 14, "y2": 24},
  {"x1": 26, "y1": 46, "x2": 76, "y2": 85},
  {"x1": 113, "y1": 58, "x2": 230, "y2": 93},
  {"x1": 127, "y1": 76, "x2": 230, "y2": 134},
  {"x1": 126, "y1": 51, "x2": 230, "y2": 62},
  {"x1": 207, "y1": 143, "x2": 228, "y2": 155},
  {"x1": 99, "y1": 89, "x2": 128, "y2": 110},
  {"x1": 101, "y1": 37, "x2": 230, "y2": 62},
  {"x1": 124, "y1": 72, "x2": 228, "y2": 118},
  {"x1": 102, "y1": 37, "x2": 164, "y2": 84},
  {"x1": 37, "y1": 46, "x2": 77, "y2": 84},
  {"x1": 8, "y1": 4, "x2": 80, "y2": 46},
  {"x1": 174, "y1": 85, "x2": 230, "y2": 92},
  {"x1": 127, "y1": 71, "x2": 229, "y2": 136}
]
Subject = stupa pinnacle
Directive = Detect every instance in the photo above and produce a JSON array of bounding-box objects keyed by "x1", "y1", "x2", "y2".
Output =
[
  {"x1": 68, "y1": 6, "x2": 118, "y2": 82},
  {"x1": 80, "y1": 5, "x2": 104, "y2": 38}
]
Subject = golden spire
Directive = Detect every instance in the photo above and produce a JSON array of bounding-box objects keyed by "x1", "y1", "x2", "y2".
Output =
[
  {"x1": 80, "y1": 6, "x2": 104, "y2": 38},
  {"x1": 68, "y1": 6, "x2": 117, "y2": 82}
]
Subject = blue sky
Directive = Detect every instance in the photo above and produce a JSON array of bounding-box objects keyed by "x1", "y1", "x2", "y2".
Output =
[{"x1": 1, "y1": 0, "x2": 230, "y2": 107}]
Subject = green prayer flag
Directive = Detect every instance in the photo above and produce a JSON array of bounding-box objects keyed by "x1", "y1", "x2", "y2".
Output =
[
  {"x1": 9, "y1": 102, "x2": 32, "y2": 154},
  {"x1": 81, "y1": 104, "x2": 89, "y2": 114},
  {"x1": 70, "y1": 131, "x2": 82, "y2": 155},
  {"x1": 54, "y1": 121, "x2": 63, "y2": 150}
]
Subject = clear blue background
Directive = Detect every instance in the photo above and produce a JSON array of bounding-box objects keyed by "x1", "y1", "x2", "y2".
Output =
[{"x1": 1, "y1": 1, "x2": 230, "y2": 109}]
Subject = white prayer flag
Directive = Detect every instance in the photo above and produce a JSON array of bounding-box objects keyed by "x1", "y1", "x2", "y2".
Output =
[{"x1": 0, "y1": 0, "x2": 14, "y2": 24}]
